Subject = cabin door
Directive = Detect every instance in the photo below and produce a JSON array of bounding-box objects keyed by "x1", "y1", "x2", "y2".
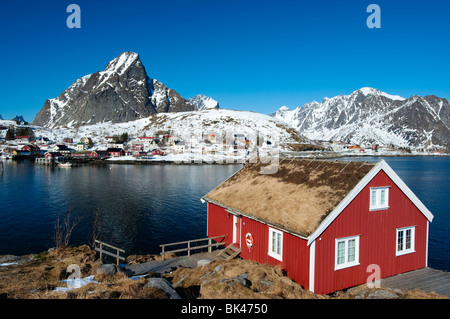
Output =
[{"x1": 232, "y1": 215, "x2": 241, "y2": 246}]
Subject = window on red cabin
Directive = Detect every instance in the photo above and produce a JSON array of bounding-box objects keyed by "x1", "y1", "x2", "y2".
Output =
[
  {"x1": 268, "y1": 227, "x2": 283, "y2": 261},
  {"x1": 370, "y1": 187, "x2": 390, "y2": 210},
  {"x1": 335, "y1": 235, "x2": 360, "y2": 270},
  {"x1": 396, "y1": 226, "x2": 415, "y2": 256}
]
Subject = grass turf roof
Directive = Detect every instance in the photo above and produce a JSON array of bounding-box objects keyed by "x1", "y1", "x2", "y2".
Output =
[{"x1": 205, "y1": 158, "x2": 376, "y2": 237}]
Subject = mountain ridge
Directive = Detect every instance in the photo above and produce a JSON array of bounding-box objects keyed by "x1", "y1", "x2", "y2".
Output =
[
  {"x1": 272, "y1": 88, "x2": 450, "y2": 150},
  {"x1": 32, "y1": 52, "x2": 203, "y2": 128}
]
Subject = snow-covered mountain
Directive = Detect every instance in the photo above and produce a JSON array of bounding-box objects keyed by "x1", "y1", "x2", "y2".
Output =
[
  {"x1": 33, "y1": 108, "x2": 307, "y2": 148},
  {"x1": 32, "y1": 52, "x2": 198, "y2": 128},
  {"x1": 187, "y1": 94, "x2": 219, "y2": 110},
  {"x1": 272, "y1": 88, "x2": 450, "y2": 150}
]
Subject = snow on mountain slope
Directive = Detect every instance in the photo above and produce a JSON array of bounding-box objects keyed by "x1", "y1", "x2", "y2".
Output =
[
  {"x1": 187, "y1": 94, "x2": 219, "y2": 110},
  {"x1": 32, "y1": 52, "x2": 196, "y2": 128},
  {"x1": 272, "y1": 88, "x2": 450, "y2": 149},
  {"x1": 32, "y1": 109, "x2": 307, "y2": 149}
]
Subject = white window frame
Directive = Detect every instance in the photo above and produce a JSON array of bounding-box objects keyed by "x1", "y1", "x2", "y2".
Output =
[
  {"x1": 335, "y1": 235, "x2": 360, "y2": 270},
  {"x1": 396, "y1": 226, "x2": 416, "y2": 256},
  {"x1": 370, "y1": 187, "x2": 390, "y2": 211},
  {"x1": 268, "y1": 227, "x2": 283, "y2": 261}
]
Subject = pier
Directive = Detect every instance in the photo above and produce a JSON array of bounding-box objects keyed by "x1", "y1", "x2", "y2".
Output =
[
  {"x1": 381, "y1": 267, "x2": 450, "y2": 297},
  {"x1": 35, "y1": 157, "x2": 54, "y2": 166}
]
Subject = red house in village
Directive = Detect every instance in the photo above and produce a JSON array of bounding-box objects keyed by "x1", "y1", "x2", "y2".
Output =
[{"x1": 202, "y1": 159, "x2": 434, "y2": 294}]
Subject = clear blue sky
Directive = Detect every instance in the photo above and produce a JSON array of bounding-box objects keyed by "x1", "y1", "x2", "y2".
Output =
[{"x1": 0, "y1": 0, "x2": 449, "y2": 122}]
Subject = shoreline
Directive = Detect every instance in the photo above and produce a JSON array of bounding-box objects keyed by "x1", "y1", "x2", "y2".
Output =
[
  {"x1": 3, "y1": 151, "x2": 449, "y2": 167},
  {"x1": 0, "y1": 245, "x2": 448, "y2": 299}
]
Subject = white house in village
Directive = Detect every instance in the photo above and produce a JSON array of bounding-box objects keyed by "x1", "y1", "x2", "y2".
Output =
[{"x1": 76, "y1": 142, "x2": 88, "y2": 151}]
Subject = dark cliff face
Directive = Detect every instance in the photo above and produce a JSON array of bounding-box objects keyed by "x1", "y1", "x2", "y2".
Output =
[{"x1": 32, "y1": 52, "x2": 195, "y2": 128}]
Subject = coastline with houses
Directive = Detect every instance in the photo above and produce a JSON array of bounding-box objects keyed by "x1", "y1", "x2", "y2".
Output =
[{"x1": 1, "y1": 119, "x2": 447, "y2": 166}]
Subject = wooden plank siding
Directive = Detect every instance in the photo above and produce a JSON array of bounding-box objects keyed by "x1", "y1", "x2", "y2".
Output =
[
  {"x1": 240, "y1": 216, "x2": 311, "y2": 290},
  {"x1": 208, "y1": 203, "x2": 312, "y2": 290},
  {"x1": 313, "y1": 170, "x2": 429, "y2": 294},
  {"x1": 207, "y1": 203, "x2": 234, "y2": 246}
]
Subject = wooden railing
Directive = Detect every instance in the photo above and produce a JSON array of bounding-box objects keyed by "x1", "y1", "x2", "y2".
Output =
[
  {"x1": 94, "y1": 240, "x2": 126, "y2": 265},
  {"x1": 160, "y1": 235, "x2": 226, "y2": 260}
]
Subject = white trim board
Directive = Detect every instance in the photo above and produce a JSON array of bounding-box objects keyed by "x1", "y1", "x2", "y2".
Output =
[{"x1": 307, "y1": 160, "x2": 433, "y2": 246}]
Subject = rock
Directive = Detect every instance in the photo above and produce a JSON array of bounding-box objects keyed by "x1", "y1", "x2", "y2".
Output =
[
  {"x1": 214, "y1": 265, "x2": 223, "y2": 272},
  {"x1": 260, "y1": 279, "x2": 274, "y2": 287},
  {"x1": 354, "y1": 289, "x2": 369, "y2": 299},
  {"x1": 172, "y1": 275, "x2": 189, "y2": 289},
  {"x1": 32, "y1": 52, "x2": 196, "y2": 128},
  {"x1": 220, "y1": 273, "x2": 251, "y2": 287},
  {"x1": 0, "y1": 255, "x2": 21, "y2": 263},
  {"x1": 197, "y1": 259, "x2": 211, "y2": 268},
  {"x1": 366, "y1": 289, "x2": 399, "y2": 299},
  {"x1": 146, "y1": 278, "x2": 181, "y2": 299},
  {"x1": 96, "y1": 264, "x2": 117, "y2": 276}
]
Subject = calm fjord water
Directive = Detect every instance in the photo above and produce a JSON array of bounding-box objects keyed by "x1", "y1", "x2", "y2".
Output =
[{"x1": 0, "y1": 157, "x2": 448, "y2": 271}]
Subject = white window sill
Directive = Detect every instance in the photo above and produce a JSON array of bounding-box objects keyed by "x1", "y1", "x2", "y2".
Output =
[
  {"x1": 335, "y1": 262, "x2": 360, "y2": 271},
  {"x1": 396, "y1": 250, "x2": 415, "y2": 256},
  {"x1": 370, "y1": 206, "x2": 389, "y2": 211},
  {"x1": 268, "y1": 252, "x2": 282, "y2": 262}
]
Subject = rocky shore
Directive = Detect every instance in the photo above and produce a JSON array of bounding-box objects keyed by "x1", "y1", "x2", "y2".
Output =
[{"x1": 0, "y1": 246, "x2": 447, "y2": 299}]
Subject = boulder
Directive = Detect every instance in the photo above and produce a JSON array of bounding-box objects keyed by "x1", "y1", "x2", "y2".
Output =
[
  {"x1": 366, "y1": 289, "x2": 399, "y2": 299},
  {"x1": 146, "y1": 278, "x2": 181, "y2": 299},
  {"x1": 197, "y1": 259, "x2": 211, "y2": 268},
  {"x1": 96, "y1": 264, "x2": 117, "y2": 276}
]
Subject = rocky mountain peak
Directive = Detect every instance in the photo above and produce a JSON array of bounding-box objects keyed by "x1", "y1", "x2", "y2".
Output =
[
  {"x1": 187, "y1": 94, "x2": 219, "y2": 110},
  {"x1": 272, "y1": 87, "x2": 450, "y2": 149},
  {"x1": 32, "y1": 52, "x2": 198, "y2": 128},
  {"x1": 104, "y1": 51, "x2": 141, "y2": 75}
]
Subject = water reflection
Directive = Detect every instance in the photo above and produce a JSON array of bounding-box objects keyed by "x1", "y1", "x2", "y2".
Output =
[{"x1": 0, "y1": 161, "x2": 241, "y2": 255}]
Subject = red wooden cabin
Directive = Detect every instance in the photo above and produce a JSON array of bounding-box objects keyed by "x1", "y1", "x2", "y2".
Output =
[{"x1": 202, "y1": 159, "x2": 433, "y2": 294}]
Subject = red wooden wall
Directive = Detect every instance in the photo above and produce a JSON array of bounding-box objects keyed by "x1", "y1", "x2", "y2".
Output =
[
  {"x1": 207, "y1": 203, "x2": 234, "y2": 245},
  {"x1": 313, "y1": 170, "x2": 429, "y2": 294},
  {"x1": 207, "y1": 203, "x2": 311, "y2": 290}
]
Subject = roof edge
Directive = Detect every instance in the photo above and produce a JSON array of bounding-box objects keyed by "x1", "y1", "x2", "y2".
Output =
[
  {"x1": 307, "y1": 160, "x2": 434, "y2": 246},
  {"x1": 203, "y1": 196, "x2": 309, "y2": 240}
]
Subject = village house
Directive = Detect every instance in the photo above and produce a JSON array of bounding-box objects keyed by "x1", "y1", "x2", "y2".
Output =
[
  {"x1": 52, "y1": 144, "x2": 74, "y2": 154},
  {"x1": 172, "y1": 141, "x2": 186, "y2": 153},
  {"x1": 44, "y1": 151, "x2": 64, "y2": 160},
  {"x1": 106, "y1": 148, "x2": 125, "y2": 157},
  {"x1": 90, "y1": 150, "x2": 110, "y2": 159},
  {"x1": 72, "y1": 151, "x2": 92, "y2": 158},
  {"x1": 20, "y1": 144, "x2": 40, "y2": 156},
  {"x1": 206, "y1": 133, "x2": 217, "y2": 143},
  {"x1": 150, "y1": 149, "x2": 165, "y2": 156},
  {"x1": 106, "y1": 142, "x2": 125, "y2": 149},
  {"x1": 76, "y1": 142, "x2": 88, "y2": 151},
  {"x1": 164, "y1": 135, "x2": 178, "y2": 146},
  {"x1": 131, "y1": 136, "x2": 157, "y2": 151},
  {"x1": 14, "y1": 136, "x2": 32, "y2": 144},
  {"x1": 202, "y1": 159, "x2": 434, "y2": 294}
]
